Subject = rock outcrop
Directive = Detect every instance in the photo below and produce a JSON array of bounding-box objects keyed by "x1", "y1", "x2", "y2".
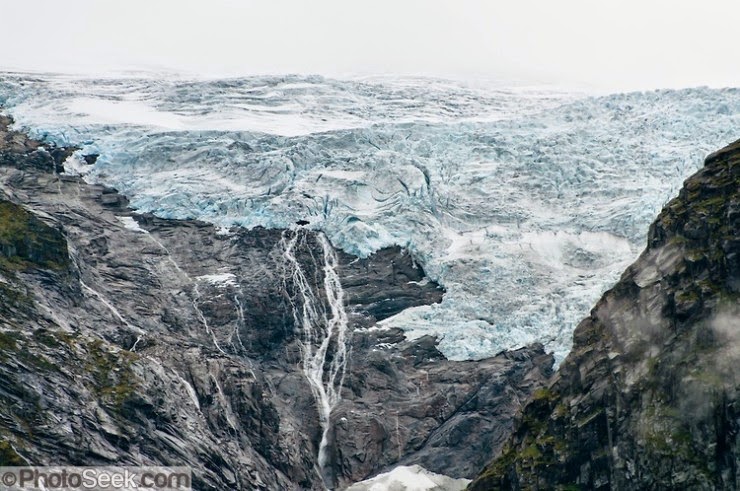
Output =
[
  {"x1": 0, "y1": 114, "x2": 553, "y2": 490},
  {"x1": 470, "y1": 139, "x2": 740, "y2": 490}
]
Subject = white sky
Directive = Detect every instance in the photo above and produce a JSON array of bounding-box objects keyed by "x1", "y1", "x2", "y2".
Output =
[{"x1": 1, "y1": 0, "x2": 739, "y2": 90}]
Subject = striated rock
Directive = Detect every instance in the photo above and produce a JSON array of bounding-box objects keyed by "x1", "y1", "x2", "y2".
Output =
[
  {"x1": 334, "y1": 341, "x2": 552, "y2": 488},
  {"x1": 470, "y1": 139, "x2": 740, "y2": 490},
  {"x1": 0, "y1": 114, "x2": 552, "y2": 489}
]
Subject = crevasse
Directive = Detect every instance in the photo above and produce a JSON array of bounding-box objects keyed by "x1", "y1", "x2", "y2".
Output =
[{"x1": 1, "y1": 74, "x2": 738, "y2": 362}]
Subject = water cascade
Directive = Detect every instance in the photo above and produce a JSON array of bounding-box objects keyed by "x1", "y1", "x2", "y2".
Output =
[{"x1": 280, "y1": 230, "x2": 350, "y2": 488}]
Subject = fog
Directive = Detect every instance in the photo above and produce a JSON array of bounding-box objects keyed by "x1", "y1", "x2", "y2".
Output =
[{"x1": 1, "y1": 0, "x2": 739, "y2": 90}]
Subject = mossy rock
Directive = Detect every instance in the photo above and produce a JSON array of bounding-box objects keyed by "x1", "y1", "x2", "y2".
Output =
[
  {"x1": 85, "y1": 339, "x2": 139, "y2": 408},
  {"x1": 0, "y1": 201, "x2": 69, "y2": 271},
  {"x1": 0, "y1": 440, "x2": 27, "y2": 466},
  {"x1": 0, "y1": 280, "x2": 34, "y2": 317},
  {"x1": 531, "y1": 387, "x2": 559, "y2": 403},
  {"x1": 0, "y1": 329, "x2": 65, "y2": 372}
]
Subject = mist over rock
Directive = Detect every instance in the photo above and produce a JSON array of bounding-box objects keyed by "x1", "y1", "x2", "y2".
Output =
[
  {"x1": 0, "y1": 114, "x2": 552, "y2": 489},
  {"x1": 470, "y1": 139, "x2": 740, "y2": 490}
]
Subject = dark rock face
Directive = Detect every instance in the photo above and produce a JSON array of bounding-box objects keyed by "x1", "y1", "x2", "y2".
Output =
[
  {"x1": 334, "y1": 340, "x2": 553, "y2": 488},
  {"x1": 0, "y1": 114, "x2": 75, "y2": 173},
  {"x1": 470, "y1": 140, "x2": 740, "y2": 490},
  {"x1": 0, "y1": 114, "x2": 552, "y2": 489}
]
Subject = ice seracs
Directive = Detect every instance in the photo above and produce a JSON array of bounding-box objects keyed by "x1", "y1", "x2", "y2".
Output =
[{"x1": 2, "y1": 74, "x2": 738, "y2": 363}]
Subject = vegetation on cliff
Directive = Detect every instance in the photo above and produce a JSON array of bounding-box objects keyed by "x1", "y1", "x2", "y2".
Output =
[
  {"x1": 471, "y1": 139, "x2": 739, "y2": 490},
  {"x1": 0, "y1": 200, "x2": 70, "y2": 271}
]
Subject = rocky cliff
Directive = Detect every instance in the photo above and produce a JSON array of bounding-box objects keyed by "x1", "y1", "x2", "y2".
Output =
[
  {"x1": 470, "y1": 139, "x2": 740, "y2": 490},
  {"x1": 0, "y1": 114, "x2": 553, "y2": 490}
]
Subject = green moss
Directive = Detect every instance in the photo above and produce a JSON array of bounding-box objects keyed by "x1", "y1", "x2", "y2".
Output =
[
  {"x1": 669, "y1": 235, "x2": 689, "y2": 246},
  {"x1": 0, "y1": 256, "x2": 26, "y2": 271},
  {"x1": 0, "y1": 281, "x2": 34, "y2": 313},
  {"x1": 552, "y1": 437, "x2": 568, "y2": 454},
  {"x1": 695, "y1": 195, "x2": 727, "y2": 213},
  {"x1": 33, "y1": 329, "x2": 76, "y2": 348},
  {"x1": 0, "y1": 202, "x2": 32, "y2": 243},
  {"x1": 531, "y1": 387, "x2": 558, "y2": 403},
  {"x1": 32, "y1": 329, "x2": 64, "y2": 348},
  {"x1": 85, "y1": 339, "x2": 139, "y2": 407},
  {"x1": 0, "y1": 201, "x2": 69, "y2": 271},
  {"x1": 473, "y1": 413, "x2": 572, "y2": 487},
  {"x1": 28, "y1": 353, "x2": 59, "y2": 372},
  {"x1": 0, "y1": 330, "x2": 20, "y2": 351},
  {"x1": 646, "y1": 355, "x2": 660, "y2": 375},
  {"x1": 520, "y1": 444, "x2": 542, "y2": 460},
  {"x1": 697, "y1": 279, "x2": 721, "y2": 295},
  {"x1": 641, "y1": 401, "x2": 706, "y2": 470},
  {"x1": 475, "y1": 443, "x2": 517, "y2": 484},
  {"x1": 676, "y1": 289, "x2": 700, "y2": 303},
  {"x1": 671, "y1": 427, "x2": 693, "y2": 446},
  {"x1": 554, "y1": 403, "x2": 569, "y2": 418},
  {"x1": 668, "y1": 199, "x2": 686, "y2": 214},
  {"x1": 0, "y1": 440, "x2": 26, "y2": 466},
  {"x1": 0, "y1": 330, "x2": 62, "y2": 372}
]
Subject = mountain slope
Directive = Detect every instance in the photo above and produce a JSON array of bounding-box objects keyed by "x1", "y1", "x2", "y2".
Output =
[
  {"x1": 0, "y1": 114, "x2": 554, "y2": 490},
  {"x1": 470, "y1": 139, "x2": 740, "y2": 489}
]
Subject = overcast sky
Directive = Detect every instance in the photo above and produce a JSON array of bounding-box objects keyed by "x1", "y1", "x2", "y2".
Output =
[{"x1": 2, "y1": 0, "x2": 738, "y2": 90}]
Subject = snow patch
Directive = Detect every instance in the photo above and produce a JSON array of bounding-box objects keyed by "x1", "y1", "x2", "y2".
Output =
[
  {"x1": 345, "y1": 465, "x2": 470, "y2": 491},
  {"x1": 197, "y1": 273, "x2": 238, "y2": 288},
  {"x1": 116, "y1": 216, "x2": 147, "y2": 234}
]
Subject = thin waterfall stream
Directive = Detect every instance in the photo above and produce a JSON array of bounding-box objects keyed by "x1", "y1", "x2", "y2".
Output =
[{"x1": 280, "y1": 229, "x2": 350, "y2": 489}]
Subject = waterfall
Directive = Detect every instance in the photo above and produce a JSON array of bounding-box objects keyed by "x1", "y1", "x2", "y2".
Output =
[
  {"x1": 280, "y1": 229, "x2": 350, "y2": 488},
  {"x1": 229, "y1": 293, "x2": 247, "y2": 354}
]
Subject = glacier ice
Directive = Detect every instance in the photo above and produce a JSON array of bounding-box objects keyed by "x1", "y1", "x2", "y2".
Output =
[{"x1": 1, "y1": 73, "x2": 738, "y2": 363}]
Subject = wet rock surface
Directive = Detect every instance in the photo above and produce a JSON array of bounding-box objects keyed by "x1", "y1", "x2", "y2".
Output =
[
  {"x1": 470, "y1": 139, "x2": 740, "y2": 490},
  {"x1": 0, "y1": 115, "x2": 552, "y2": 489}
]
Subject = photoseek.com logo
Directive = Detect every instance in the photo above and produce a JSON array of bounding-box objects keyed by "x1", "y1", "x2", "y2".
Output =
[{"x1": 0, "y1": 467, "x2": 191, "y2": 491}]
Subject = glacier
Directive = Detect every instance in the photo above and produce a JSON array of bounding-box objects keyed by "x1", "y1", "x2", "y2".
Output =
[{"x1": 0, "y1": 72, "x2": 738, "y2": 362}]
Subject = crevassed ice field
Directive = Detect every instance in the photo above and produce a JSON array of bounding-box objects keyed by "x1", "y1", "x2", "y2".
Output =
[{"x1": 1, "y1": 73, "x2": 738, "y2": 361}]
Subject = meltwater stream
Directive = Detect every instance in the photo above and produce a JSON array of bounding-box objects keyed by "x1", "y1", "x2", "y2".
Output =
[{"x1": 280, "y1": 229, "x2": 350, "y2": 487}]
